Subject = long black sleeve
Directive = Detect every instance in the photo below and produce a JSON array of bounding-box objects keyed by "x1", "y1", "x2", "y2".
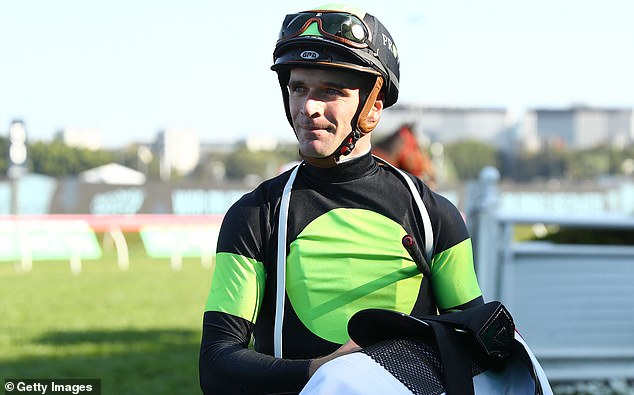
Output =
[{"x1": 199, "y1": 311, "x2": 311, "y2": 394}]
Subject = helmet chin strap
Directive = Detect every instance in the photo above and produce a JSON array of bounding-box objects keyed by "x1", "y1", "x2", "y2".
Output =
[{"x1": 299, "y1": 76, "x2": 384, "y2": 168}]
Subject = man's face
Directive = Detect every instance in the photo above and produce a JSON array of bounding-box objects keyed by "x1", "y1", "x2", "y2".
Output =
[{"x1": 288, "y1": 68, "x2": 365, "y2": 159}]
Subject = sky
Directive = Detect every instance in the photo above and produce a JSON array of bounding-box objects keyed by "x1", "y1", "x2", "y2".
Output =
[{"x1": 1, "y1": 0, "x2": 633, "y2": 148}]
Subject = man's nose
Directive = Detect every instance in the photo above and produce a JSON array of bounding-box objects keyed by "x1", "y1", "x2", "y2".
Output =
[{"x1": 303, "y1": 95, "x2": 324, "y2": 117}]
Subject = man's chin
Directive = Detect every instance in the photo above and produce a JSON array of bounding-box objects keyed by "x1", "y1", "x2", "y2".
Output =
[
  {"x1": 300, "y1": 152, "x2": 328, "y2": 159},
  {"x1": 299, "y1": 144, "x2": 332, "y2": 159}
]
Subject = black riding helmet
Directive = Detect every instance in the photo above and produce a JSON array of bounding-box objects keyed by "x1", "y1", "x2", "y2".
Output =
[{"x1": 271, "y1": 4, "x2": 400, "y2": 162}]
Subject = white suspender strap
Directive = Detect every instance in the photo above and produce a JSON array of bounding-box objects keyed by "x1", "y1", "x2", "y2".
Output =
[
  {"x1": 274, "y1": 163, "x2": 301, "y2": 358},
  {"x1": 374, "y1": 156, "x2": 434, "y2": 261}
]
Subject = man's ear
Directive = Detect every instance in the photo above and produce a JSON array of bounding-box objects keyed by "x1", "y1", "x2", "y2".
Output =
[
  {"x1": 366, "y1": 94, "x2": 384, "y2": 126},
  {"x1": 358, "y1": 79, "x2": 384, "y2": 134}
]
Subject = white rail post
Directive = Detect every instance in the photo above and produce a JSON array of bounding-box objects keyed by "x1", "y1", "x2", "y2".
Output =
[{"x1": 471, "y1": 166, "x2": 501, "y2": 301}]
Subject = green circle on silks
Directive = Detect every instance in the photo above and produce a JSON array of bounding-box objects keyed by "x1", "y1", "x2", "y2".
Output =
[{"x1": 286, "y1": 208, "x2": 423, "y2": 344}]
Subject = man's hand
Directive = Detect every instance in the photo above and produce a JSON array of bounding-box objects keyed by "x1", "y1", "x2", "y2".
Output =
[{"x1": 308, "y1": 339, "x2": 361, "y2": 377}]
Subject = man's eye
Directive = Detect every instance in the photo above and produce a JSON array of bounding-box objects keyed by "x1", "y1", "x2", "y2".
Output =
[
  {"x1": 325, "y1": 88, "x2": 343, "y2": 96},
  {"x1": 289, "y1": 85, "x2": 306, "y2": 94}
]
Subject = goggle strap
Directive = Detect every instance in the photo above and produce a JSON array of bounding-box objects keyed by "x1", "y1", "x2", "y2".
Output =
[{"x1": 281, "y1": 13, "x2": 369, "y2": 49}]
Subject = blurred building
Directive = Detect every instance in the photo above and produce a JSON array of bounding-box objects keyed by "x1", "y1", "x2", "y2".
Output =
[
  {"x1": 523, "y1": 106, "x2": 634, "y2": 150},
  {"x1": 57, "y1": 127, "x2": 102, "y2": 150},
  {"x1": 378, "y1": 104, "x2": 634, "y2": 153},
  {"x1": 154, "y1": 128, "x2": 200, "y2": 180},
  {"x1": 377, "y1": 105, "x2": 516, "y2": 150},
  {"x1": 245, "y1": 135, "x2": 279, "y2": 152}
]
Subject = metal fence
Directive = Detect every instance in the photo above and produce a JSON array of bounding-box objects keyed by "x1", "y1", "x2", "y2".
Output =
[{"x1": 465, "y1": 167, "x2": 634, "y2": 381}]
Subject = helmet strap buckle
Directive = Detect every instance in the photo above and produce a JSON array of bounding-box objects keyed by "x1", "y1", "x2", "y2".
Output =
[{"x1": 336, "y1": 128, "x2": 361, "y2": 159}]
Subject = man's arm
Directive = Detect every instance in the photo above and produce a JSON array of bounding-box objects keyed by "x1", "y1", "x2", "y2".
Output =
[
  {"x1": 439, "y1": 295, "x2": 485, "y2": 314},
  {"x1": 199, "y1": 311, "x2": 310, "y2": 394},
  {"x1": 199, "y1": 183, "x2": 320, "y2": 393},
  {"x1": 425, "y1": 190, "x2": 484, "y2": 312}
]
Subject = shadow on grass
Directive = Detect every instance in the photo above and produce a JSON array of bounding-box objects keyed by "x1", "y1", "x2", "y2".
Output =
[
  {"x1": 35, "y1": 328, "x2": 195, "y2": 346},
  {"x1": 2, "y1": 328, "x2": 202, "y2": 395}
]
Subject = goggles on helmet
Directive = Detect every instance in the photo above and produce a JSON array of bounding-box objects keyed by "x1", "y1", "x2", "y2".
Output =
[{"x1": 278, "y1": 11, "x2": 370, "y2": 49}]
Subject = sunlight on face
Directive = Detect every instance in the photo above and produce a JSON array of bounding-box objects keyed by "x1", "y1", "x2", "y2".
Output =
[{"x1": 288, "y1": 68, "x2": 366, "y2": 160}]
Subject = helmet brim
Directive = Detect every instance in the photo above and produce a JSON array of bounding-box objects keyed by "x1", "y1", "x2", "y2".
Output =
[{"x1": 271, "y1": 37, "x2": 382, "y2": 78}]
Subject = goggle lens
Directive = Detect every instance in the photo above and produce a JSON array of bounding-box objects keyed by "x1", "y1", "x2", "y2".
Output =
[{"x1": 279, "y1": 11, "x2": 369, "y2": 48}]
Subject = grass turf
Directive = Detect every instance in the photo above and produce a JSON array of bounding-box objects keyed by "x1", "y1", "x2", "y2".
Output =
[{"x1": 0, "y1": 232, "x2": 213, "y2": 394}]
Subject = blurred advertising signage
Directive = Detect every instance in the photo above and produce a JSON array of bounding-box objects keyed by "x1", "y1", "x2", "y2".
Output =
[
  {"x1": 0, "y1": 219, "x2": 101, "y2": 261},
  {"x1": 139, "y1": 224, "x2": 220, "y2": 258}
]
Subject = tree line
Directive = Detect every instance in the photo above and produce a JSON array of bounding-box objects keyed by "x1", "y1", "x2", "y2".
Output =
[
  {"x1": 445, "y1": 140, "x2": 634, "y2": 182},
  {"x1": 1, "y1": 135, "x2": 633, "y2": 184}
]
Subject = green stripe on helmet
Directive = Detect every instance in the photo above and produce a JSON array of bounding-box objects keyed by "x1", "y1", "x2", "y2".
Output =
[{"x1": 299, "y1": 21, "x2": 323, "y2": 37}]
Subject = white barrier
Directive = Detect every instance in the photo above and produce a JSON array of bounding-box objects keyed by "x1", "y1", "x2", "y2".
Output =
[
  {"x1": 466, "y1": 168, "x2": 634, "y2": 381},
  {"x1": 0, "y1": 219, "x2": 101, "y2": 274}
]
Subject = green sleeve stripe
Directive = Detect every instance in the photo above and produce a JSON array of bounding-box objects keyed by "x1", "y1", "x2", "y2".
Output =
[
  {"x1": 430, "y1": 238, "x2": 482, "y2": 310},
  {"x1": 204, "y1": 252, "x2": 266, "y2": 323}
]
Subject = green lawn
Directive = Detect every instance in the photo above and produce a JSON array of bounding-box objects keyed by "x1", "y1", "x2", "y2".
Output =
[{"x1": 0, "y1": 233, "x2": 213, "y2": 394}]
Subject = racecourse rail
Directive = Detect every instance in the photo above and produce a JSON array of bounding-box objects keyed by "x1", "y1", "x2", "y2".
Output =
[
  {"x1": 0, "y1": 214, "x2": 224, "y2": 272},
  {"x1": 0, "y1": 214, "x2": 225, "y2": 231},
  {"x1": 466, "y1": 167, "x2": 634, "y2": 382}
]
